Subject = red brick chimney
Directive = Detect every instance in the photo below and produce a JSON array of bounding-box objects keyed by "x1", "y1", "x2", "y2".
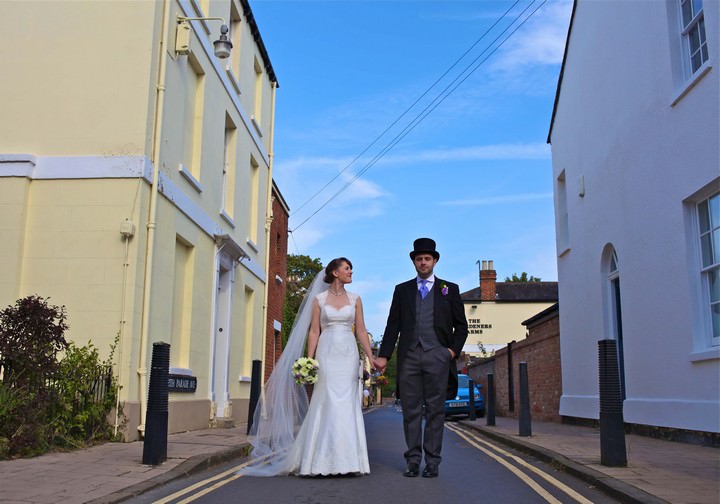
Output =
[{"x1": 479, "y1": 260, "x2": 497, "y2": 302}]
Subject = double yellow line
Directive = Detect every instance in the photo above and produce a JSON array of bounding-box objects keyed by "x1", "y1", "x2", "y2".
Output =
[
  {"x1": 152, "y1": 451, "x2": 280, "y2": 504},
  {"x1": 154, "y1": 410, "x2": 379, "y2": 503},
  {"x1": 444, "y1": 423, "x2": 594, "y2": 504},
  {"x1": 156, "y1": 415, "x2": 589, "y2": 504}
]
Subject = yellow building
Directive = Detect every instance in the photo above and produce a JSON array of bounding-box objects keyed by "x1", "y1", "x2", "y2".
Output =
[
  {"x1": 461, "y1": 261, "x2": 558, "y2": 356},
  {"x1": 0, "y1": 0, "x2": 278, "y2": 440}
]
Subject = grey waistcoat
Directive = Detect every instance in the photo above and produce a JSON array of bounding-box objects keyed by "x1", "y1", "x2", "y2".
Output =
[{"x1": 415, "y1": 288, "x2": 440, "y2": 350}]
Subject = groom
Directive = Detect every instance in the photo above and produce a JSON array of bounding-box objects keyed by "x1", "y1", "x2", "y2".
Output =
[{"x1": 375, "y1": 238, "x2": 468, "y2": 478}]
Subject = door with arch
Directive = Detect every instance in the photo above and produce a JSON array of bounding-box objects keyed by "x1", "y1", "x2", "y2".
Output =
[{"x1": 606, "y1": 247, "x2": 626, "y2": 400}]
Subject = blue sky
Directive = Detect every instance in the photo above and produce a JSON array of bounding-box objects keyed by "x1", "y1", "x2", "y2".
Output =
[{"x1": 251, "y1": 0, "x2": 573, "y2": 338}]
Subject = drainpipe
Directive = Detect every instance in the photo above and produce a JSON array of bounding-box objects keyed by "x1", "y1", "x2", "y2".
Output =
[
  {"x1": 259, "y1": 81, "x2": 278, "y2": 376},
  {"x1": 114, "y1": 228, "x2": 133, "y2": 437},
  {"x1": 138, "y1": 0, "x2": 170, "y2": 436}
]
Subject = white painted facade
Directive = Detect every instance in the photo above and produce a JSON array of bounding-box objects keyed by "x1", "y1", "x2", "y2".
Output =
[{"x1": 548, "y1": 0, "x2": 719, "y2": 433}]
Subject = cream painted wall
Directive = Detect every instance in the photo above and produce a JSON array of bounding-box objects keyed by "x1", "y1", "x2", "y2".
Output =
[
  {"x1": 13, "y1": 179, "x2": 142, "y2": 345},
  {"x1": 0, "y1": 177, "x2": 148, "y2": 408},
  {"x1": 160, "y1": 2, "x2": 272, "y2": 268},
  {"x1": 0, "y1": 0, "x2": 277, "y2": 439},
  {"x1": 229, "y1": 12, "x2": 275, "y2": 150},
  {"x1": 463, "y1": 302, "x2": 555, "y2": 355},
  {"x1": 0, "y1": 178, "x2": 30, "y2": 299},
  {"x1": 0, "y1": 1, "x2": 159, "y2": 156}
]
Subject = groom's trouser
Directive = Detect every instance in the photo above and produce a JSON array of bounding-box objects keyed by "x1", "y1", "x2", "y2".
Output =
[{"x1": 398, "y1": 344, "x2": 451, "y2": 467}]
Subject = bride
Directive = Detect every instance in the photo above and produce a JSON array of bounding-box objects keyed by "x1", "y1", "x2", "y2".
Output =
[{"x1": 242, "y1": 257, "x2": 375, "y2": 476}]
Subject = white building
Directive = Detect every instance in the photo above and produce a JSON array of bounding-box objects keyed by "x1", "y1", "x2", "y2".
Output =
[
  {"x1": 461, "y1": 260, "x2": 557, "y2": 356},
  {"x1": 548, "y1": 0, "x2": 719, "y2": 434}
]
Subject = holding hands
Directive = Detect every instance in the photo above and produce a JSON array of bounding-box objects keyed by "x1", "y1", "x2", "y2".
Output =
[{"x1": 373, "y1": 357, "x2": 387, "y2": 374}]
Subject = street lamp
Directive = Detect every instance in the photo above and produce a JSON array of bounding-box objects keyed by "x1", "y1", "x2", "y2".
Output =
[{"x1": 175, "y1": 15, "x2": 232, "y2": 59}]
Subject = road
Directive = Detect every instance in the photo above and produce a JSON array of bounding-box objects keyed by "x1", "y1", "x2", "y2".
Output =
[{"x1": 130, "y1": 404, "x2": 619, "y2": 503}]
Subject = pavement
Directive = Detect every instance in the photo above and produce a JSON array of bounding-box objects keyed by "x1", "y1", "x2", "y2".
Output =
[{"x1": 0, "y1": 406, "x2": 717, "y2": 504}]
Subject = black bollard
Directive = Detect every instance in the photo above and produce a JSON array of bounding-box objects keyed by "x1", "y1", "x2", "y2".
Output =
[
  {"x1": 507, "y1": 341, "x2": 515, "y2": 412},
  {"x1": 142, "y1": 342, "x2": 170, "y2": 465},
  {"x1": 518, "y1": 362, "x2": 531, "y2": 437},
  {"x1": 486, "y1": 373, "x2": 496, "y2": 426},
  {"x1": 468, "y1": 378, "x2": 477, "y2": 421},
  {"x1": 599, "y1": 339, "x2": 627, "y2": 467},
  {"x1": 247, "y1": 360, "x2": 262, "y2": 435}
]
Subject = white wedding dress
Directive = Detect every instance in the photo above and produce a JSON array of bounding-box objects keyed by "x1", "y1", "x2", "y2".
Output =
[{"x1": 284, "y1": 290, "x2": 370, "y2": 475}]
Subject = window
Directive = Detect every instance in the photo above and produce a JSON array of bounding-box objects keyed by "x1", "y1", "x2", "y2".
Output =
[
  {"x1": 180, "y1": 53, "x2": 205, "y2": 187},
  {"x1": 253, "y1": 57, "x2": 263, "y2": 126},
  {"x1": 171, "y1": 237, "x2": 194, "y2": 368},
  {"x1": 221, "y1": 114, "x2": 237, "y2": 219},
  {"x1": 698, "y1": 192, "x2": 720, "y2": 345},
  {"x1": 248, "y1": 155, "x2": 260, "y2": 244},
  {"x1": 556, "y1": 170, "x2": 570, "y2": 255},
  {"x1": 229, "y1": 3, "x2": 242, "y2": 81},
  {"x1": 680, "y1": 0, "x2": 709, "y2": 75}
]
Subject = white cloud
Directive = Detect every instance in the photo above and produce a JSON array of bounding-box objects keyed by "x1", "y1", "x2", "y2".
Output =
[
  {"x1": 276, "y1": 142, "x2": 550, "y2": 179},
  {"x1": 440, "y1": 192, "x2": 553, "y2": 206},
  {"x1": 491, "y1": 0, "x2": 573, "y2": 73},
  {"x1": 339, "y1": 171, "x2": 387, "y2": 202},
  {"x1": 383, "y1": 142, "x2": 551, "y2": 164}
]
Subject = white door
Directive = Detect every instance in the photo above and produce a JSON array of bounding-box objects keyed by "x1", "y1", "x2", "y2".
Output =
[{"x1": 212, "y1": 258, "x2": 233, "y2": 418}]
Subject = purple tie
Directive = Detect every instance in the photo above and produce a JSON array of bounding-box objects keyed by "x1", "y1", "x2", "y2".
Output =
[{"x1": 420, "y1": 280, "x2": 429, "y2": 299}]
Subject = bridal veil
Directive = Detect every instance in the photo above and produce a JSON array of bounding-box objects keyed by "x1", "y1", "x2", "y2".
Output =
[{"x1": 241, "y1": 273, "x2": 328, "y2": 476}]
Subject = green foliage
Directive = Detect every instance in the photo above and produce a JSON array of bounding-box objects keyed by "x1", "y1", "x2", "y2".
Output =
[
  {"x1": 49, "y1": 338, "x2": 120, "y2": 448},
  {"x1": 0, "y1": 296, "x2": 122, "y2": 459},
  {"x1": 0, "y1": 382, "x2": 46, "y2": 457},
  {"x1": 0, "y1": 295, "x2": 69, "y2": 388},
  {"x1": 504, "y1": 272, "x2": 542, "y2": 282},
  {"x1": 477, "y1": 341, "x2": 489, "y2": 357},
  {"x1": 282, "y1": 254, "x2": 323, "y2": 346}
]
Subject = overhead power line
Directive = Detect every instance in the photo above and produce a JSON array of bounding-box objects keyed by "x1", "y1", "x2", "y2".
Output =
[
  {"x1": 291, "y1": 0, "x2": 522, "y2": 216},
  {"x1": 290, "y1": 0, "x2": 549, "y2": 233}
]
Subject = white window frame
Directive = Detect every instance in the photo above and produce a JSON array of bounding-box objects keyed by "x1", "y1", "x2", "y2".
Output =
[
  {"x1": 680, "y1": 0, "x2": 709, "y2": 77},
  {"x1": 698, "y1": 191, "x2": 720, "y2": 348}
]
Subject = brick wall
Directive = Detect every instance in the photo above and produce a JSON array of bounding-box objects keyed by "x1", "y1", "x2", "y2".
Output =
[
  {"x1": 265, "y1": 189, "x2": 288, "y2": 382},
  {"x1": 466, "y1": 357, "x2": 494, "y2": 399},
  {"x1": 479, "y1": 262, "x2": 497, "y2": 302},
  {"x1": 467, "y1": 310, "x2": 562, "y2": 422}
]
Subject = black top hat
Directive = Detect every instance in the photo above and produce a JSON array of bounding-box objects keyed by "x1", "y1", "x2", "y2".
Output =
[{"x1": 410, "y1": 237, "x2": 440, "y2": 260}]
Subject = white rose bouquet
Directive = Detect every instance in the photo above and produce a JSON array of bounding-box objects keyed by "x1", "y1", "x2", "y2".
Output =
[{"x1": 292, "y1": 357, "x2": 319, "y2": 385}]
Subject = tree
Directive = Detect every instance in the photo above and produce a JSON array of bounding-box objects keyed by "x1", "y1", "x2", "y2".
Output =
[
  {"x1": 282, "y1": 254, "x2": 324, "y2": 346},
  {"x1": 0, "y1": 295, "x2": 69, "y2": 387},
  {"x1": 0, "y1": 296, "x2": 122, "y2": 458},
  {"x1": 504, "y1": 272, "x2": 542, "y2": 282}
]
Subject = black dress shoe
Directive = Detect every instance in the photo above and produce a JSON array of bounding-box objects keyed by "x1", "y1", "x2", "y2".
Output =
[
  {"x1": 403, "y1": 463, "x2": 420, "y2": 477},
  {"x1": 422, "y1": 465, "x2": 439, "y2": 478}
]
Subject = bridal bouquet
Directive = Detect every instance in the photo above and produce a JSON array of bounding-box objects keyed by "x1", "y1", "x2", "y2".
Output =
[{"x1": 292, "y1": 357, "x2": 319, "y2": 385}]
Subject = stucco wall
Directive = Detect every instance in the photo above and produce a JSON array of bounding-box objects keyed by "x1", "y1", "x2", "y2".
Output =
[{"x1": 550, "y1": 0, "x2": 719, "y2": 432}]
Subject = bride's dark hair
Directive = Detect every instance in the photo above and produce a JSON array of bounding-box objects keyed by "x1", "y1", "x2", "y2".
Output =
[{"x1": 323, "y1": 257, "x2": 352, "y2": 283}]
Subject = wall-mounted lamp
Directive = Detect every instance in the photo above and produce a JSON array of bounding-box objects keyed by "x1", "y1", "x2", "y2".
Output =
[{"x1": 176, "y1": 15, "x2": 232, "y2": 59}]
